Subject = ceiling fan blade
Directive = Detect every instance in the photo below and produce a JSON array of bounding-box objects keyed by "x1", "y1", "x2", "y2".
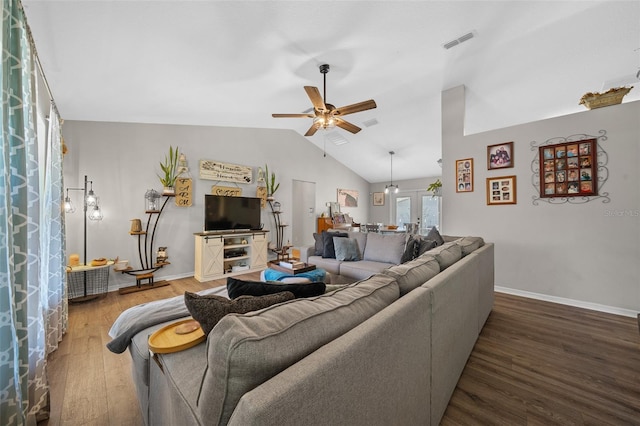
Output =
[
  {"x1": 334, "y1": 99, "x2": 377, "y2": 116},
  {"x1": 272, "y1": 113, "x2": 315, "y2": 118},
  {"x1": 335, "y1": 117, "x2": 361, "y2": 134},
  {"x1": 304, "y1": 123, "x2": 319, "y2": 137},
  {"x1": 304, "y1": 86, "x2": 327, "y2": 112}
]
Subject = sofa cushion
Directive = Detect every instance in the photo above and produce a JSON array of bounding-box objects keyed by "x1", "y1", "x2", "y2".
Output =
[
  {"x1": 198, "y1": 274, "x2": 400, "y2": 425},
  {"x1": 227, "y1": 276, "x2": 326, "y2": 299},
  {"x1": 184, "y1": 291, "x2": 295, "y2": 335},
  {"x1": 350, "y1": 232, "x2": 368, "y2": 255},
  {"x1": 363, "y1": 232, "x2": 406, "y2": 264},
  {"x1": 455, "y1": 236, "x2": 485, "y2": 257},
  {"x1": 322, "y1": 231, "x2": 349, "y2": 258},
  {"x1": 307, "y1": 255, "x2": 342, "y2": 275},
  {"x1": 334, "y1": 237, "x2": 361, "y2": 261},
  {"x1": 428, "y1": 241, "x2": 462, "y2": 270},
  {"x1": 339, "y1": 260, "x2": 395, "y2": 281},
  {"x1": 383, "y1": 255, "x2": 441, "y2": 296}
]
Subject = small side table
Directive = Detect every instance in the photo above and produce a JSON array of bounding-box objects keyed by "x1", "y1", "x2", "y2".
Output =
[{"x1": 67, "y1": 261, "x2": 113, "y2": 301}]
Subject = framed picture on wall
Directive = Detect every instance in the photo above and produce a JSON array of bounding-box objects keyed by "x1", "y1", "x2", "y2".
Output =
[
  {"x1": 486, "y1": 175, "x2": 517, "y2": 205},
  {"x1": 455, "y1": 158, "x2": 474, "y2": 192},
  {"x1": 337, "y1": 188, "x2": 359, "y2": 207},
  {"x1": 487, "y1": 142, "x2": 514, "y2": 169},
  {"x1": 373, "y1": 192, "x2": 385, "y2": 206},
  {"x1": 538, "y1": 138, "x2": 597, "y2": 198}
]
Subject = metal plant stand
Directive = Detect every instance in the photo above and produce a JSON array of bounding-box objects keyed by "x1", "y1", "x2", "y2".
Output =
[{"x1": 120, "y1": 194, "x2": 172, "y2": 294}]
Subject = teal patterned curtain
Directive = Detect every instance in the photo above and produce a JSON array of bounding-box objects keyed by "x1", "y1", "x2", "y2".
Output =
[{"x1": 0, "y1": 1, "x2": 67, "y2": 424}]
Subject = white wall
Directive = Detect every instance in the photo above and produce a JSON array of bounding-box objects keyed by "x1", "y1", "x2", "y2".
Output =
[
  {"x1": 63, "y1": 121, "x2": 369, "y2": 290},
  {"x1": 442, "y1": 85, "x2": 640, "y2": 316}
]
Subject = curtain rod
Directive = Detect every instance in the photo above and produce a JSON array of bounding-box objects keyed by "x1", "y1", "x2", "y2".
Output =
[{"x1": 20, "y1": 0, "x2": 63, "y2": 125}]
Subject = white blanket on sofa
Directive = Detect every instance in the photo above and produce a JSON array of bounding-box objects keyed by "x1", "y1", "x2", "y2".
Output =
[{"x1": 106, "y1": 285, "x2": 229, "y2": 354}]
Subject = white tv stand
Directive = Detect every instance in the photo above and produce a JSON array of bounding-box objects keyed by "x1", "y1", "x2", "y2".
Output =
[{"x1": 194, "y1": 231, "x2": 268, "y2": 282}]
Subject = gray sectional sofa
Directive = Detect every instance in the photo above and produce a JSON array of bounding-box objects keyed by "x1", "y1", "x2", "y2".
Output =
[{"x1": 110, "y1": 235, "x2": 494, "y2": 425}]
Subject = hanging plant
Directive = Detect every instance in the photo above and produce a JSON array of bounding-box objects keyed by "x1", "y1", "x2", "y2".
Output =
[
  {"x1": 158, "y1": 146, "x2": 180, "y2": 193},
  {"x1": 427, "y1": 179, "x2": 442, "y2": 197},
  {"x1": 264, "y1": 163, "x2": 280, "y2": 197}
]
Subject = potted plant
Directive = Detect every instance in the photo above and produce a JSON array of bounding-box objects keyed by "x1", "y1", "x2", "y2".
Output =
[
  {"x1": 264, "y1": 163, "x2": 280, "y2": 199},
  {"x1": 158, "y1": 146, "x2": 179, "y2": 194},
  {"x1": 427, "y1": 179, "x2": 442, "y2": 197}
]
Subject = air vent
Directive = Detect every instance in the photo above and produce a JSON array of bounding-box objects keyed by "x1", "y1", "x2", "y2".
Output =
[
  {"x1": 443, "y1": 31, "x2": 475, "y2": 50},
  {"x1": 325, "y1": 131, "x2": 349, "y2": 146},
  {"x1": 362, "y1": 118, "x2": 379, "y2": 127}
]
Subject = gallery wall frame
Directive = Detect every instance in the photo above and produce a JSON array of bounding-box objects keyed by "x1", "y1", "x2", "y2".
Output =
[
  {"x1": 486, "y1": 175, "x2": 517, "y2": 205},
  {"x1": 373, "y1": 192, "x2": 385, "y2": 206},
  {"x1": 456, "y1": 158, "x2": 474, "y2": 193},
  {"x1": 530, "y1": 131, "x2": 609, "y2": 205},
  {"x1": 539, "y1": 139, "x2": 597, "y2": 198},
  {"x1": 487, "y1": 141, "x2": 514, "y2": 170}
]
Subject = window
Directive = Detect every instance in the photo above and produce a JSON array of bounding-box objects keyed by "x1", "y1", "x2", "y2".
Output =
[{"x1": 395, "y1": 196, "x2": 411, "y2": 229}]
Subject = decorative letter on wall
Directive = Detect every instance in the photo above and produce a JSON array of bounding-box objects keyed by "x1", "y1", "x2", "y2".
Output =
[{"x1": 174, "y1": 177, "x2": 193, "y2": 207}]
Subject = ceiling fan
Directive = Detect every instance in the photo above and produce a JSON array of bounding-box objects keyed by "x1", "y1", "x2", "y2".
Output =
[{"x1": 272, "y1": 64, "x2": 377, "y2": 137}]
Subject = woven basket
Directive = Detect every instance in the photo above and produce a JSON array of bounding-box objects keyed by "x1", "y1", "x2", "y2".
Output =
[{"x1": 579, "y1": 86, "x2": 633, "y2": 110}]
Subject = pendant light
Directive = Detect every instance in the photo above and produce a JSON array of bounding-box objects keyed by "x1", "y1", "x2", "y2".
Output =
[{"x1": 384, "y1": 151, "x2": 399, "y2": 194}]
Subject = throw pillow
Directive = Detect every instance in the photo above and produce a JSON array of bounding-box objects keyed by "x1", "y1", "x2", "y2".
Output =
[
  {"x1": 227, "y1": 277, "x2": 326, "y2": 299},
  {"x1": 425, "y1": 227, "x2": 445, "y2": 246},
  {"x1": 333, "y1": 237, "x2": 361, "y2": 261},
  {"x1": 312, "y1": 233, "x2": 324, "y2": 256},
  {"x1": 416, "y1": 238, "x2": 438, "y2": 257},
  {"x1": 401, "y1": 235, "x2": 420, "y2": 263},
  {"x1": 184, "y1": 291, "x2": 295, "y2": 335},
  {"x1": 321, "y1": 231, "x2": 348, "y2": 258}
]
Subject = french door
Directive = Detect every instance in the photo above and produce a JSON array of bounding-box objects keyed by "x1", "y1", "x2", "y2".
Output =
[{"x1": 392, "y1": 190, "x2": 441, "y2": 234}]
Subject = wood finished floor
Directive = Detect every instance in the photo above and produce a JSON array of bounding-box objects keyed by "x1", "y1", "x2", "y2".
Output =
[{"x1": 39, "y1": 274, "x2": 640, "y2": 426}]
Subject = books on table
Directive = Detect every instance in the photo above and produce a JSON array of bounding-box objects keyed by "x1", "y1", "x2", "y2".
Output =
[{"x1": 279, "y1": 260, "x2": 306, "y2": 269}]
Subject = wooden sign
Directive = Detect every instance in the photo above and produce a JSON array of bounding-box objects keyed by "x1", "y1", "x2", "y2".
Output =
[
  {"x1": 174, "y1": 178, "x2": 193, "y2": 207},
  {"x1": 211, "y1": 185, "x2": 242, "y2": 197},
  {"x1": 199, "y1": 160, "x2": 253, "y2": 184},
  {"x1": 256, "y1": 186, "x2": 267, "y2": 208}
]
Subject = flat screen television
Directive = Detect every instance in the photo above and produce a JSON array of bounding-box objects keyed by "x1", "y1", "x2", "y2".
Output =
[{"x1": 204, "y1": 195, "x2": 262, "y2": 232}]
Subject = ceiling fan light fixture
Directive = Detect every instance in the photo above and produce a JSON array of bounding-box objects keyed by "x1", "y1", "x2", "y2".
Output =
[
  {"x1": 313, "y1": 115, "x2": 336, "y2": 130},
  {"x1": 272, "y1": 63, "x2": 375, "y2": 136}
]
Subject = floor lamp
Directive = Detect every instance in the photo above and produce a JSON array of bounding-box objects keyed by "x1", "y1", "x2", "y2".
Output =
[{"x1": 64, "y1": 175, "x2": 103, "y2": 298}]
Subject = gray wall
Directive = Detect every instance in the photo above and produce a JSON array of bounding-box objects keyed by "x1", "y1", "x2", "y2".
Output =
[
  {"x1": 442, "y1": 85, "x2": 639, "y2": 316},
  {"x1": 368, "y1": 176, "x2": 441, "y2": 226},
  {"x1": 62, "y1": 121, "x2": 369, "y2": 290}
]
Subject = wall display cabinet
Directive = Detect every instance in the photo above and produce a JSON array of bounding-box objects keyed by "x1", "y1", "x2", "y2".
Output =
[{"x1": 194, "y1": 231, "x2": 268, "y2": 282}]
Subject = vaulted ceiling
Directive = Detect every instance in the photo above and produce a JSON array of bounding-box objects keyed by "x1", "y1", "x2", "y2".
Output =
[{"x1": 22, "y1": 1, "x2": 640, "y2": 183}]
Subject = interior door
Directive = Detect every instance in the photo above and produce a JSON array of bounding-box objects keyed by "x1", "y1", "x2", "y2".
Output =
[{"x1": 292, "y1": 180, "x2": 316, "y2": 247}]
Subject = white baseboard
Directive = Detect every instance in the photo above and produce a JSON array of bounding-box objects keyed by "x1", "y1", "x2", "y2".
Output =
[{"x1": 495, "y1": 286, "x2": 637, "y2": 318}]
